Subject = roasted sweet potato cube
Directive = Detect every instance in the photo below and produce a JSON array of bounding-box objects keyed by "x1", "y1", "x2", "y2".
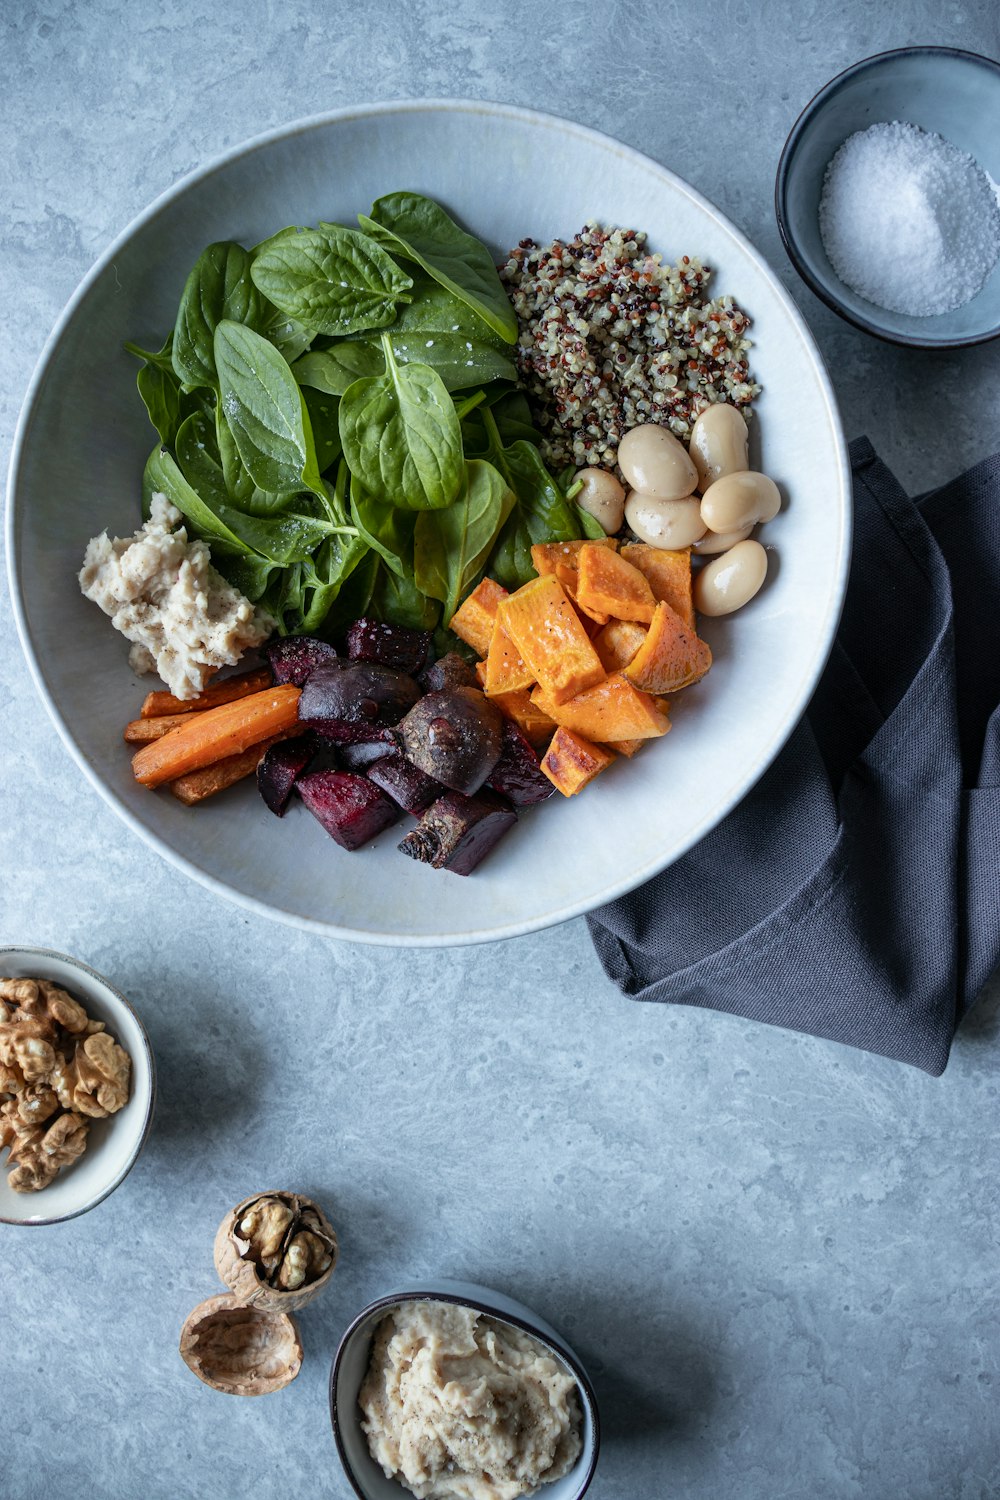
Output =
[
  {"x1": 593, "y1": 619, "x2": 648, "y2": 674},
  {"x1": 450, "y1": 578, "x2": 509, "y2": 657},
  {"x1": 484, "y1": 688, "x2": 556, "y2": 751},
  {"x1": 498, "y1": 575, "x2": 606, "y2": 706},
  {"x1": 530, "y1": 538, "x2": 617, "y2": 578},
  {"x1": 605, "y1": 736, "x2": 648, "y2": 758},
  {"x1": 531, "y1": 673, "x2": 671, "y2": 742},
  {"x1": 622, "y1": 601, "x2": 712, "y2": 694},
  {"x1": 620, "y1": 544, "x2": 696, "y2": 631},
  {"x1": 541, "y1": 728, "x2": 616, "y2": 796},
  {"x1": 483, "y1": 624, "x2": 535, "y2": 696},
  {"x1": 575, "y1": 543, "x2": 657, "y2": 624}
]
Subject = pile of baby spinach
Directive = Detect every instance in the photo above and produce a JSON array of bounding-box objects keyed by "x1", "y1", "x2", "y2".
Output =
[{"x1": 127, "y1": 191, "x2": 601, "y2": 641}]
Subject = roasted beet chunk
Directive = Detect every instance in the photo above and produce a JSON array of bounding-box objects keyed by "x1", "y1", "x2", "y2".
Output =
[
  {"x1": 299, "y1": 663, "x2": 421, "y2": 742},
  {"x1": 298, "y1": 770, "x2": 399, "y2": 851},
  {"x1": 398, "y1": 790, "x2": 516, "y2": 875},
  {"x1": 418, "y1": 652, "x2": 478, "y2": 693},
  {"x1": 345, "y1": 617, "x2": 432, "y2": 675},
  {"x1": 263, "y1": 635, "x2": 338, "y2": 686},
  {"x1": 257, "y1": 735, "x2": 320, "y2": 816},
  {"x1": 338, "y1": 732, "x2": 400, "y2": 771},
  {"x1": 486, "y1": 720, "x2": 554, "y2": 806},
  {"x1": 400, "y1": 687, "x2": 504, "y2": 795},
  {"x1": 366, "y1": 753, "x2": 443, "y2": 816}
]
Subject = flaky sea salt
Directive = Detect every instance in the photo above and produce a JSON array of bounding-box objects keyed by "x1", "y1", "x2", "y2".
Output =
[{"x1": 818, "y1": 121, "x2": 1000, "y2": 317}]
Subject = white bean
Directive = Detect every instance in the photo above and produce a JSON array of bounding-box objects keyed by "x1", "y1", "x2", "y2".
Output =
[
  {"x1": 692, "y1": 522, "x2": 755, "y2": 556},
  {"x1": 625, "y1": 491, "x2": 707, "y2": 549},
  {"x1": 689, "y1": 403, "x2": 749, "y2": 491},
  {"x1": 573, "y1": 468, "x2": 625, "y2": 534},
  {"x1": 694, "y1": 540, "x2": 768, "y2": 616},
  {"x1": 618, "y1": 423, "x2": 698, "y2": 501},
  {"x1": 700, "y1": 471, "x2": 781, "y2": 535}
]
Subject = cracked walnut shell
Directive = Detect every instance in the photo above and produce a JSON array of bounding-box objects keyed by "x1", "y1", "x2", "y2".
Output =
[
  {"x1": 214, "y1": 1191, "x2": 338, "y2": 1312},
  {"x1": 179, "y1": 1294, "x2": 302, "y2": 1396}
]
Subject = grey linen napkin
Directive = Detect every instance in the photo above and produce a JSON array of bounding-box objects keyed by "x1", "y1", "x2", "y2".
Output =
[{"x1": 587, "y1": 438, "x2": 1000, "y2": 1074}]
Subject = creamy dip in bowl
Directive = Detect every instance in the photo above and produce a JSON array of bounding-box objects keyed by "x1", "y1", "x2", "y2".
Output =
[{"x1": 330, "y1": 1283, "x2": 600, "y2": 1500}]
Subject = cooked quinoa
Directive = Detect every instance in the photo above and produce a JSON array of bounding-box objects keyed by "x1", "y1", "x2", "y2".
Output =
[{"x1": 499, "y1": 225, "x2": 761, "y2": 472}]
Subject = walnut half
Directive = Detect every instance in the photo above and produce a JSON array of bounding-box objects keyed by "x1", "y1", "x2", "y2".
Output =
[{"x1": 213, "y1": 1192, "x2": 338, "y2": 1312}]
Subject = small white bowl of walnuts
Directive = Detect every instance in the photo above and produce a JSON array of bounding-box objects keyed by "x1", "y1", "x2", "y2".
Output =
[{"x1": 0, "y1": 946, "x2": 155, "y2": 1225}]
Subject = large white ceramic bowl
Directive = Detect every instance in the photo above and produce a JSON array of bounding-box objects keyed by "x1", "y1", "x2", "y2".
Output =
[
  {"x1": 330, "y1": 1281, "x2": 600, "y2": 1500},
  {"x1": 0, "y1": 947, "x2": 155, "y2": 1225},
  {"x1": 6, "y1": 101, "x2": 850, "y2": 946}
]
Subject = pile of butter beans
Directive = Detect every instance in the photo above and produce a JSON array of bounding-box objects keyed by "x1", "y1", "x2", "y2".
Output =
[{"x1": 571, "y1": 404, "x2": 778, "y2": 617}]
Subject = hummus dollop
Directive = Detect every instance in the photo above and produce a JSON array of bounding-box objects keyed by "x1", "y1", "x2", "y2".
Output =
[
  {"x1": 359, "y1": 1300, "x2": 582, "y2": 1500},
  {"x1": 79, "y1": 494, "x2": 272, "y2": 700}
]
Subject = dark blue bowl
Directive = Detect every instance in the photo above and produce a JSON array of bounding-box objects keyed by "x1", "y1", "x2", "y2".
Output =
[{"x1": 775, "y1": 47, "x2": 1000, "y2": 348}]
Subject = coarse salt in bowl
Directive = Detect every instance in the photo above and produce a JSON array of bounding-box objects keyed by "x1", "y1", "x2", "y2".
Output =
[{"x1": 775, "y1": 47, "x2": 1000, "y2": 347}]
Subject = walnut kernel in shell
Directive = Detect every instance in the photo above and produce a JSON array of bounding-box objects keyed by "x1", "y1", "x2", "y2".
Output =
[
  {"x1": 178, "y1": 1294, "x2": 302, "y2": 1396},
  {"x1": 214, "y1": 1191, "x2": 338, "y2": 1312}
]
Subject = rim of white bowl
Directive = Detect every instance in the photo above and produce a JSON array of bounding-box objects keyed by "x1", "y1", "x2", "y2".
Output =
[
  {"x1": 0, "y1": 945, "x2": 156, "y2": 1226},
  {"x1": 329, "y1": 1285, "x2": 601, "y2": 1500},
  {"x1": 5, "y1": 99, "x2": 852, "y2": 948}
]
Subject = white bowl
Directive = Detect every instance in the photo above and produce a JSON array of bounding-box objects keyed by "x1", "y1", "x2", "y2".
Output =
[
  {"x1": 330, "y1": 1281, "x2": 600, "y2": 1500},
  {"x1": 6, "y1": 100, "x2": 850, "y2": 946},
  {"x1": 0, "y1": 947, "x2": 155, "y2": 1225}
]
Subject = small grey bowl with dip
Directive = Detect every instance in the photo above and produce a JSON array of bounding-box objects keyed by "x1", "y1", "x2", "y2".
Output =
[
  {"x1": 775, "y1": 47, "x2": 1000, "y2": 347},
  {"x1": 0, "y1": 946, "x2": 155, "y2": 1226},
  {"x1": 330, "y1": 1280, "x2": 600, "y2": 1500}
]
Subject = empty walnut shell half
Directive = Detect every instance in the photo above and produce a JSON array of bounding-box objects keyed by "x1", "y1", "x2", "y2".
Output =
[
  {"x1": 179, "y1": 1293, "x2": 302, "y2": 1396},
  {"x1": 213, "y1": 1190, "x2": 339, "y2": 1312}
]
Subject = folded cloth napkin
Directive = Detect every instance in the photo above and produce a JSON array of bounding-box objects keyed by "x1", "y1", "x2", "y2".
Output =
[{"x1": 588, "y1": 438, "x2": 1000, "y2": 1074}]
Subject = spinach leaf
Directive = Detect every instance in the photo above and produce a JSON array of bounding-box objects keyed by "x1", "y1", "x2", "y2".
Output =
[
  {"x1": 360, "y1": 192, "x2": 518, "y2": 343},
  {"x1": 292, "y1": 344, "x2": 382, "y2": 396},
  {"x1": 414, "y1": 459, "x2": 515, "y2": 623},
  {"x1": 217, "y1": 553, "x2": 276, "y2": 604},
  {"x1": 297, "y1": 530, "x2": 372, "y2": 635},
  {"x1": 144, "y1": 445, "x2": 333, "y2": 566},
  {"x1": 215, "y1": 402, "x2": 257, "y2": 505},
  {"x1": 251, "y1": 225, "x2": 413, "y2": 337},
  {"x1": 338, "y1": 336, "x2": 463, "y2": 511},
  {"x1": 143, "y1": 445, "x2": 258, "y2": 558},
  {"x1": 301, "y1": 385, "x2": 342, "y2": 473},
  {"x1": 126, "y1": 334, "x2": 186, "y2": 444},
  {"x1": 124, "y1": 335, "x2": 175, "y2": 375},
  {"x1": 214, "y1": 320, "x2": 325, "y2": 498},
  {"x1": 175, "y1": 409, "x2": 229, "y2": 509},
  {"x1": 349, "y1": 481, "x2": 415, "y2": 578},
  {"x1": 314, "y1": 548, "x2": 381, "y2": 640},
  {"x1": 173, "y1": 242, "x2": 270, "y2": 390},
  {"x1": 292, "y1": 272, "x2": 517, "y2": 394},
  {"x1": 369, "y1": 563, "x2": 441, "y2": 632},
  {"x1": 136, "y1": 360, "x2": 182, "y2": 445},
  {"x1": 477, "y1": 410, "x2": 595, "y2": 589}
]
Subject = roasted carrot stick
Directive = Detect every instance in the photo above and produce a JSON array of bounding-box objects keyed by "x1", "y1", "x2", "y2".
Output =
[
  {"x1": 167, "y1": 738, "x2": 280, "y2": 805},
  {"x1": 140, "y1": 667, "x2": 272, "y2": 718},
  {"x1": 124, "y1": 712, "x2": 195, "y2": 744},
  {"x1": 132, "y1": 685, "x2": 301, "y2": 789}
]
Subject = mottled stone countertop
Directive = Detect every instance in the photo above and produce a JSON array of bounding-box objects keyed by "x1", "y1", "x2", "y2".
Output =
[{"x1": 2, "y1": 3, "x2": 998, "y2": 1498}]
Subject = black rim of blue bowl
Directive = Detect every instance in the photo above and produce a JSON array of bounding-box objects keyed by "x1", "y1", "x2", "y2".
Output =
[
  {"x1": 329, "y1": 1288, "x2": 601, "y2": 1499},
  {"x1": 774, "y1": 45, "x2": 1000, "y2": 349}
]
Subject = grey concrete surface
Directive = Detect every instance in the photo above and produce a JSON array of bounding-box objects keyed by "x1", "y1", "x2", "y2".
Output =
[{"x1": 2, "y1": 3, "x2": 998, "y2": 1498}]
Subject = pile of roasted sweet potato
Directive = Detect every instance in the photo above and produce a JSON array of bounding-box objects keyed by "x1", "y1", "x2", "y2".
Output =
[{"x1": 451, "y1": 539, "x2": 712, "y2": 796}]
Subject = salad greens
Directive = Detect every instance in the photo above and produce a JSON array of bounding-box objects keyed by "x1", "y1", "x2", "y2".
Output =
[{"x1": 126, "y1": 192, "x2": 596, "y2": 637}]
